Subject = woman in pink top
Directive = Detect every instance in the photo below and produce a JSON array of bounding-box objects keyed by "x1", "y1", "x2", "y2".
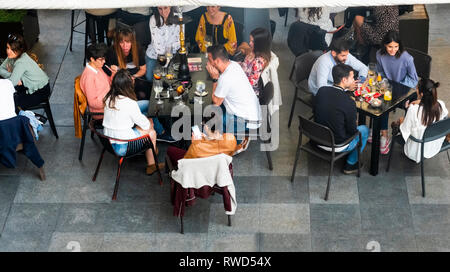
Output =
[{"x1": 80, "y1": 43, "x2": 112, "y2": 119}]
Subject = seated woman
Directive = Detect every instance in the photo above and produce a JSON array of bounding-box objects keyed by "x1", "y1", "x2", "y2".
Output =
[
  {"x1": 166, "y1": 123, "x2": 237, "y2": 168},
  {"x1": 102, "y1": 69, "x2": 164, "y2": 175},
  {"x1": 236, "y1": 28, "x2": 272, "y2": 96},
  {"x1": 393, "y1": 78, "x2": 448, "y2": 163},
  {"x1": 145, "y1": 6, "x2": 180, "y2": 81},
  {"x1": 105, "y1": 27, "x2": 148, "y2": 100},
  {"x1": 0, "y1": 33, "x2": 50, "y2": 110},
  {"x1": 373, "y1": 31, "x2": 419, "y2": 154},
  {"x1": 80, "y1": 43, "x2": 112, "y2": 119},
  {"x1": 195, "y1": 6, "x2": 237, "y2": 56}
]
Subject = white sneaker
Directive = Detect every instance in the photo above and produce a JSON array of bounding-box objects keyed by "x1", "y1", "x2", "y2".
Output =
[{"x1": 380, "y1": 136, "x2": 391, "y2": 155}]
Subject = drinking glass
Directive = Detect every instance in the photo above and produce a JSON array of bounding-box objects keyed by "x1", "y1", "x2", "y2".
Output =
[
  {"x1": 204, "y1": 35, "x2": 213, "y2": 57},
  {"x1": 195, "y1": 80, "x2": 206, "y2": 105},
  {"x1": 368, "y1": 63, "x2": 376, "y2": 75},
  {"x1": 154, "y1": 80, "x2": 164, "y2": 105}
]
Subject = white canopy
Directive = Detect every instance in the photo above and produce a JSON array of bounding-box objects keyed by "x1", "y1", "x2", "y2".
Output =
[{"x1": 0, "y1": 0, "x2": 449, "y2": 9}]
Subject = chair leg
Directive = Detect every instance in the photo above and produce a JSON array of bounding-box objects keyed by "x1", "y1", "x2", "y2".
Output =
[
  {"x1": 386, "y1": 137, "x2": 395, "y2": 172},
  {"x1": 78, "y1": 116, "x2": 88, "y2": 161},
  {"x1": 264, "y1": 139, "x2": 273, "y2": 171},
  {"x1": 112, "y1": 157, "x2": 125, "y2": 200},
  {"x1": 288, "y1": 87, "x2": 299, "y2": 128},
  {"x1": 44, "y1": 102, "x2": 58, "y2": 139},
  {"x1": 228, "y1": 215, "x2": 232, "y2": 226},
  {"x1": 92, "y1": 147, "x2": 106, "y2": 181},
  {"x1": 284, "y1": 8, "x2": 289, "y2": 26},
  {"x1": 70, "y1": 10, "x2": 74, "y2": 51},
  {"x1": 420, "y1": 159, "x2": 425, "y2": 197},
  {"x1": 291, "y1": 134, "x2": 302, "y2": 182},
  {"x1": 151, "y1": 145, "x2": 163, "y2": 185},
  {"x1": 324, "y1": 162, "x2": 334, "y2": 201},
  {"x1": 180, "y1": 216, "x2": 184, "y2": 234}
]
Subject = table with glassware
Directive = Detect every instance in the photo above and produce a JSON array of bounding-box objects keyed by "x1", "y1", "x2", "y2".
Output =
[
  {"x1": 147, "y1": 53, "x2": 213, "y2": 126},
  {"x1": 351, "y1": 67, "x2": 417, "y2": 176}
]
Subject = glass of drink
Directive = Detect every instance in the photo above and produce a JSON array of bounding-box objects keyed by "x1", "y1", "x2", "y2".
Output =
[
  {"x1": 204, "y1": 35, "x2": 213, "y2": 57},
  {"x1": 154, "y1": 79, "x2": 164, "y2": 104},
  {"x1": 196, "y1": 80, "x2": 206, "y2": 105}
]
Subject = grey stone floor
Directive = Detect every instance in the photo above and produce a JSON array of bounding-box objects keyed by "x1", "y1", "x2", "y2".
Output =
[{"x1": 0, "y1": 6, "x2": 450, "y2": 252}]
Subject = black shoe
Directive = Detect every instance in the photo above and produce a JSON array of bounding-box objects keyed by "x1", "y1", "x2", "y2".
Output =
[
  {"x1": 343, "y1": 162, "x2": 362, "y2": 175},
  {"x1": 157, "y1": 131, "x2": 176, "y2": 143}
]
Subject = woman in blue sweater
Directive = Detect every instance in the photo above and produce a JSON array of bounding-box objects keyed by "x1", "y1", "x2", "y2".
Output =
[{"x1": 373, "y1": 31, "x2": 419, "y2": 154}]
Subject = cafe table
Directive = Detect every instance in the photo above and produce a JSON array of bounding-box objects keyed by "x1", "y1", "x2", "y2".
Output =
[
  {"x1": 147, "y1": 53, "x2": 213, "y2": 127},
  {"x1": 353, "y1": 81, "x2": 416, "y2": 176}
]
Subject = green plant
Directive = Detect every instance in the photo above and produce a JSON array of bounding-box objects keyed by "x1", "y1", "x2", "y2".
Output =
[{"x1": 0, "y1": 10, "x2": 27, "y2": 23}]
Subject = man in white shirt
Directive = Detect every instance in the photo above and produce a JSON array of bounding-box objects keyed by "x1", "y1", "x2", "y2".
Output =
[
  {"x1": 308, "y1": 38, "x2": 368, "y2": 95},
  {"x1": 0, "y1": 79, "x2": 17, "y2": 121},
  {"x1": 205, "y1": 45, "x2": 261, "y2": 152}
]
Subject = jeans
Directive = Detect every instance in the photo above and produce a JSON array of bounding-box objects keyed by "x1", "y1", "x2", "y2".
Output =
[
  {"x1": 380, "y1": 114, "x2": 389, "y2": 131},
  {"x1": 343, "y1": 125, "x2": 369, "y2": 165},
  {"x1": 220, "y1": 104, "x2": 249, "y2": 144},
  {"x1": 137, "y1": 100, "x2": 164, "y2": 135},
  {"x1": 111, "y1": 127, "x2": 141, "y2": 156},
  {"x1": 145, "y1": 55, "x2": 157, "y2": 82}
]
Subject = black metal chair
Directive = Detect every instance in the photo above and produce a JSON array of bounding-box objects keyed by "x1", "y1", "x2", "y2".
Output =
[
  {"x1": 234, "y1": 80, "x2": 274, "y2": 170},
  {"x1": 24, "y1": 83, "x2": 58, "y2": 139},
  {"x1": 288, "y1": 50, "x2": 324, "y2": 128},
  {"x1": 89, "y1": 119, "x2": 163, "y2": 200},
  {"x1": 405, "y1": 47, "x2": 432, "y2": 80},
  {"x1": 291, "y1": 115, "x2": 362, "y2": 201},
  {"x1": 386, "y1": 118, "x2": 450, "y2": 197}
]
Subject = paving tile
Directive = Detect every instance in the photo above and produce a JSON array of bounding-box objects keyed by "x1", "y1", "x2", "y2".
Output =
[
  {"x1": 406, "y1": 176, "x2": 450, "y2": 204},
  {"x1": 402, "y1": 152, "x2": 450, "y2": 178},
  {"x1": 260, "y1": 176, "x2": 308, "y2": 203},
  {"x1": 411, "y1": 204, "x2": 450, "y2": 234},
  {"x1": 157, "y1": 201, "x2": 210, "y2": 234},
  {"x1": 153, "y1": 233, "x2": 208, "y2": 252},
  {"x1": 102, "y1": 203, "x2": 160, "y2": 233},
  {"x1": 259, "y1": 204, "x2": 310, "y2": 234},
  {"x1": 360, "y1": 233, "x2": 418, "y2": 252},
  {"x1": 311, "y1": 233, "x2": 364, "y2": 252},
  {"x1": 357, "y1": 175, "x2": 409, "y2": 206},
  {"x1": 310, "y1": 204, "x2": 361, "y2": 235},
  {"x1": 4, "y1": 204, "x2": 61, "y2": 233},
  {"x1": 309, "y1": 176, "x2": 359, "y2": 204},
  {"x1": 101, "y1": 233, "x2": 156, "y2": 252},
  {"x1": 0, "y1": 175, "x2": 20, "y2": 205},
  {"x1": 360, "y1": 204, "x2": 414, "y2": 235},
  {"x1": 232, "y1": 176, "x2": 261, "y2": 203},
  {"x1": 260, "y1": 233, "x2": 312, "y2": 252},
  {"x1": 55, "y1": 204, "x2": 108, "y2": 233},
  {"x1": 208, "y1": 204, "x2": 259, "y2": 234},
  {"x1": 14, "y1": 174, "x2": 68, "y2": 203},
  {"x1": 0, "y1": 231, "x2": 53, "y2": 252},
  {"x1": 415, "y1": 234, "x2": 450, "y2": 252},
  {"x1": 206, "y1": 233, "x2": 259, "y2": 252},
  {"x1": 48, "y1": 232, "x2": 104, "y2": 252}
]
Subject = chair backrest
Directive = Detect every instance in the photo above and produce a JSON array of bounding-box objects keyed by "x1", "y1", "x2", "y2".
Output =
[
  {"x1": 423, "y1": 118, "x2": 450, "y2": 143},
  {"x1": 291, "y1": 50, "x2": 324, "y2": 84},
  {"x1": 287, "y1": 21, "x2": 327, "y2": 57},
  {"x1": 405, "y1": 47, "x2": 432, "y2": 79},
  {"x1": 298, "y1": 115, "x2": 335, "y2": 147},
  {"x1": 258, "y1": 79, "x2": 274, "y2": 106}
]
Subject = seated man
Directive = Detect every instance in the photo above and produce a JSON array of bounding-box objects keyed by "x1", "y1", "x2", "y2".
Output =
[
  {"x1": 166, "y1": 124, "x2": 237, "y2": 167},
  {"x1": 80, "y1": 43, "x2": 111, "y2": 119},
  {"x1": 308, "y1": 38, "x2": 368, "y2": 96},
  {"x1": 314, "y1": 63, "x2": 369, "y2": 174},
  {"x1": 205, "y1": 44, "x2": 262, "y2": 151}
]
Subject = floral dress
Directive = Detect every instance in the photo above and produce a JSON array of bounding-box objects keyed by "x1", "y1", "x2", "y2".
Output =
[{"x1": 239, "y1": 56, "x2": 266, "y2": 96}]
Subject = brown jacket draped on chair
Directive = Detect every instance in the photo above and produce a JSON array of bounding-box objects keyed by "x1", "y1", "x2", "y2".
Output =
[{"x1": 73, "y1": 75, "x2": 87, "y2": 138}]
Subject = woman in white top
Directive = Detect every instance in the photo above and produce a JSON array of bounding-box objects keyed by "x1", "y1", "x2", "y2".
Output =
[
  {"x1": 0, "y1": 79, "x2": 17, "y2": 121},
  {"x1": 395, "y1": 78, "x2": 448, "y2": 163},
  {"x1": 297, "y1": 7, "x2": 347, "y2": 46},
  {"x1": 145, "y1": 6, "x2": 180, "y2": 81},
  {"x1": 102, "y1": 69, "x2": 163, "y2": 175}
]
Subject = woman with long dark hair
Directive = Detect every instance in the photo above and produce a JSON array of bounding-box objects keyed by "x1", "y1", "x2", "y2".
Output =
[
  {"x1": 373, "y1": 31, "x2": 419, "y2": 155},
  {"x1": 0, "y1": 33, "x2": 50, "y2": 110},
  {"x1": 145, "y1": 6, "x2": 180, "y2": 81},
  {"x1": 102, "y1": 69, "x2": 163, "y2": 175},
  {"x1": 394, "y1": 78, "x2": 448, "y2": 163},
  {"x1": 105, "y1": 27, "x2": 148, "y2": 99},
  {"x1": 236, "y1": 28, "x2": 272, "y2": 96}
]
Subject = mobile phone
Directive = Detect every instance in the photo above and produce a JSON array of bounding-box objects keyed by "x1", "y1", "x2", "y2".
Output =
[{"x1": 192, "y1": 125, "x2": 202, "y2": 138}]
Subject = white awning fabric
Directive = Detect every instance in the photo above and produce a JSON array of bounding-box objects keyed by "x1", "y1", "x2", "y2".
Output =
[{"x1": 0, "y1": 0, "x2": 449, "y2": 9}]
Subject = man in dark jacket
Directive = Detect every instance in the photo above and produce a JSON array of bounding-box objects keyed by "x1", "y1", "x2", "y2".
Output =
[{"x1": 314, "y1": 63, "x2": 369, "y2": 174}]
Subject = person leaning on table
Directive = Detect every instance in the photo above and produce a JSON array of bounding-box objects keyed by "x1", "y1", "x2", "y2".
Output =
[{"x1": 0, "y1": 33, "x2": 50, "y2": 110}]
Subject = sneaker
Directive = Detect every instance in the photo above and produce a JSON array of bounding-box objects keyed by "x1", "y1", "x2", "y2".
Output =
[
  {"x1": 380, "y1": 136, "x2": 391, "y2": 155},
  {"x1": 367, "y1": 129, "x2": 373, "y2": 144},
  {"x1": 146, "y1": 163, "x2": 165, "y2": 175},
  {"x1": 157, "y1": 131, "x2": 176, "y2": 143},
  {"x1": 343, "y1": 162, "x2": 362, "y2": 175},
  {"x1": 233, "y1": 137, "x2": 250, "y2": 156}
]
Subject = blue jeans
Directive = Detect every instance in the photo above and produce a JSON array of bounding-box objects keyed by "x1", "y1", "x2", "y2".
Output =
[
  {"x1": 137, "y1": 100, "x2": 164, "y2": 135},
  {"x1": 145, "y1": 55, "x2": 157, "y2": 82},
  {"x1": 343, "y1": 125, "x2": 369, "y2": 165},
  {"x1": 220, "y1": 104, "x2": 249, "y2": 143},
  {"x1": 111, "y1": 127, "x2": 141, "y2": 156}
]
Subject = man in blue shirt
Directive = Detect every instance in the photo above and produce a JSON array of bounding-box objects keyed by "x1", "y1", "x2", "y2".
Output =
[{"x1": 308, "y1": 38, "x2": 368, "y2": 96}]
